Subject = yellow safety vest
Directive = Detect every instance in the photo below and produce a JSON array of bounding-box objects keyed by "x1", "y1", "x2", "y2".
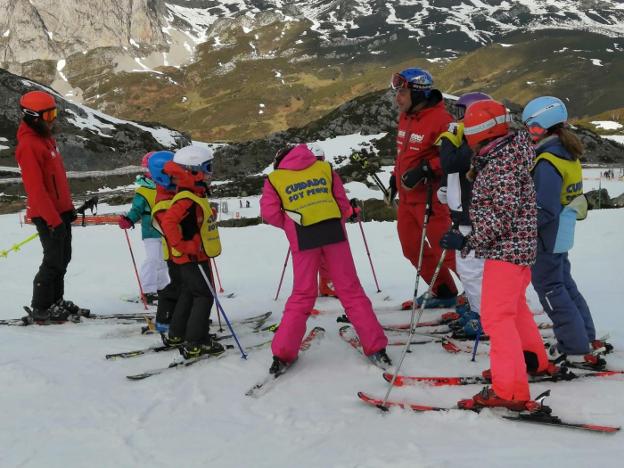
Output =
[
  {"x1": 151, "y1": 192, "x2": 222, "y2": 259},
  {"x1": 435, "y1": 122, "x2": 465, "y2": 148},
  {"x1": 136, "y1": 186, "x2": 156, "y2": 210},
  {"x1": 533, "y1": 152, "x2": 583, "y2": 205},
  {"x1": 267, "y1": 160, "x2": 341, "y2": 226}
]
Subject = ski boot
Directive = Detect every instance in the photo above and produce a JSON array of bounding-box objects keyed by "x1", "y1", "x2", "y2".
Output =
[
  {"x1": 269, "y1": 356, "x2": 289, "y2": 376},
  {"x1": 161, "y1": 334, "x2": 184, "y2": 348},
  {"x1": 458, "y1": 386, "x2": 537, "y2": 412},
  {"x1": 368, "y1": 348, "x2": 393, "y2": 370},
  {"x1": 25, "y1": 307, "x2": 51, "y2": 323},
  {"x1": 448, "y1": 310, "x2": 480, "y2": 331},
  {"x1": 56, "y1": 299, "x2": 90, "y2": 318},
  {"x1": 402, "y1": 292, "x2": 457, "y2": 310},
  {"x1": 592, "y1": 338, "x2": 614, "y2": 354},
  {"x1": 451, "y1": 316, "x2": 483, "y2": 340},
  {"x1": 49, "y1": 302, "x2": 79, "y2": 323},
  {"x1": 547, "y1": 342, "x2": 606, "y2": 370},
  {"x1": 181, "y1": 339, "x2": 225, "y2": 360}
]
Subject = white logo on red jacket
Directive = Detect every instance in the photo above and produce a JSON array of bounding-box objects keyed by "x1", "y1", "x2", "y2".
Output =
[
  {"x1": 398, "y1": 130, "x2": 406, "y2": 138},
  {"x1": 409, "y1": 133, "x2": 424, "y2": 143}
]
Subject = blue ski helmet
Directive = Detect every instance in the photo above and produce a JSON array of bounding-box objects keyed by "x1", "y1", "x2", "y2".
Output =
[
  {"x1": 148, "y1": 150, "x2": 175, "y2": 190},
  {"x1": 522, "y1": 96, "x2": 568, "y2": 130},
  {"x1": 391, "y1": 68, "x2": 433, "y2": 107}
]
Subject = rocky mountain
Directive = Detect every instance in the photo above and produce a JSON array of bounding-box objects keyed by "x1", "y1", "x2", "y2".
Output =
[
  {"x1": 0, "y1": 68, "x2": 189, "y2": 171},
  {"x1": 2, "y1": 1, "x2": 624, "y2": 141}
]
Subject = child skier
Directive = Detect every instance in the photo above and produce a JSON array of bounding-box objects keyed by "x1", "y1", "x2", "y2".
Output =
[
  {"x1": 440, "y1": 100, "x2": 550, "y2": 410},
  {"x1": 156, "y1": 145, "x2": 224, "y2": 359},
  {"x1": 261, "y1": 144, "x2": 390, "y2": 374},
  {"x1": 435, "y1": 92, "x2": 491, "y2": 339},
  {"x1": 118, "y1": 152, "x2": 170, "y2": 304},
  {"x1": 522, "y1": 96, "x2": 609, "y2": 368}
]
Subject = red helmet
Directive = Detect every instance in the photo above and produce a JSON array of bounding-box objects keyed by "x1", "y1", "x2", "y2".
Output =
[
  {"x1": 463, "y1": 100, "x2": 511, "y2": 147},
  {"x1": 20, "y1": 90, "x2": 57, "y2": 122},
  {"x1": 141, "y1": 151, "x2": 155, "y2": 169}
]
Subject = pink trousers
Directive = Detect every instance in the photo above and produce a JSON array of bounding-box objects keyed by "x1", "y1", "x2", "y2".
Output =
[
  {"x1": 272, "y1": 240, "x2": 388, "y2": 362},
  {"x1": 481, "y1": 260, "x2": 548, "y2": 401}
]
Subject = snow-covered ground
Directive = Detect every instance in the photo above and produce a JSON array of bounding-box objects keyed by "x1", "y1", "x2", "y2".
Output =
[{"x1": 1, "y1": 195, "x2": 623, "y2": 466}]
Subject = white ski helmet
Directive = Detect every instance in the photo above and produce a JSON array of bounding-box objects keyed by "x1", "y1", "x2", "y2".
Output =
[
  {"x1": 308, "y1": 143, "x2": 325, "y2": 161},
  {"x1": 173, "y1": 145, "x2": 214, "y2": 173}
]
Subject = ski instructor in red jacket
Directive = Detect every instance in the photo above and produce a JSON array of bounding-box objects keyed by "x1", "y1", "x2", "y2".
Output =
[
  {"x1": 15, "y1": 90, "x2": 77, "y2": 322},
  {"x1": 389, "y1": 68, "x2": 458, "y2": 308}
]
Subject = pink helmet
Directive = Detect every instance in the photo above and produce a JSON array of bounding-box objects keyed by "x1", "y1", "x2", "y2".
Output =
[{"x1": 141, "y1": 151, "x2": 156, "y2": 169}]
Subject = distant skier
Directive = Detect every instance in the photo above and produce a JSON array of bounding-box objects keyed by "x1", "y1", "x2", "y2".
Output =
[
  {"x1": 118, "y1": 152, "x2": 170, "y2": 304},
  {"x1": 15, "y1": 90, "x2": 85, "y2": 321},
  {"x1": 522, "y1": 96, "x2": 610, "y2": 368},
  {"x1": 156, "y1": 145, "x2": 224, "y2": 359},
  {"x1": 440, "y1": 100, "x2": 551, "y2": 410},
  {"x1": 435, "y1": 92, "x2": 491, "y2": 338},
  {"x1": 389, "y1": 68, "x2": 458, "y2": 309},
  {"x1": 261, "y1": 144, "x2": 390, "y2": 374}
]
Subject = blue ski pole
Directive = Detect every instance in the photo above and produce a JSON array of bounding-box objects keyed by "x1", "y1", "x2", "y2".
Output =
[
  {"x1": 471, "y1": 331, "x2": 481, "y2": 362},
  {"x1": 198, "y1": 264, "x2": 248, "y2": 359}
]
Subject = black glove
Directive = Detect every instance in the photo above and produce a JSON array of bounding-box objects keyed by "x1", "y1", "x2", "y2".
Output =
[
  {"x1": 385, "y1": 174, "x2": 397, "y2": 206},
  {"x1": 401, "y1": 160, "x2": 432, "y2": 190},
  {"x1": 69, "y1": 209, "x2": 78, "y2": 223},
  {"x1": 439, "y1": 230, "x2": 466, "y2": 250},
  {"x1": 49, "y1": 222, "x2": 68, "y2": 240}
]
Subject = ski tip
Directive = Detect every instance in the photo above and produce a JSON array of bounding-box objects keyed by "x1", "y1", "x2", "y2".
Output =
[{"x1": 581, "y1": 424, "x2": 620, "y2": 433}]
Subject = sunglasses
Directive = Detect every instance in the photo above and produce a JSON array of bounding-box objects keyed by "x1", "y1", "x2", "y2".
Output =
[{"x1": 23, "y1": 107, "x2": 57, "y2": 122}]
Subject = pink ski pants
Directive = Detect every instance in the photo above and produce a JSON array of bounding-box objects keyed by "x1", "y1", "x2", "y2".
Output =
[
  {"x1": 272, "y1": 240, "x2": 388, "y2": 362},
  {"x1": 481, "y1": 260, "x2": 548, "y2": 401}
]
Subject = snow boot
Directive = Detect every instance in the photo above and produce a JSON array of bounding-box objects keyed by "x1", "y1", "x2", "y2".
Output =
[
  {"x1": 269, "y1": 356, "x2": 289, "y2": 376},
  {"x1": 458, "y1": 387, "x2": 537, "y2": 412},
  {"x1": 368, "y1": 348, "x2": 393, "y2": 370}
]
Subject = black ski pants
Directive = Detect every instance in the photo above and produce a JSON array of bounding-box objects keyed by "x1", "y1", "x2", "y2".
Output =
[
  {"x1": 156, "y1": 260, "x2": 188, "y2": 325},
  {"x1": 31, "y1": 214, "x2": 73, "y2": 310},
  {"x1": 169, "y1": 261, "x2": 214, "y2": 345}
]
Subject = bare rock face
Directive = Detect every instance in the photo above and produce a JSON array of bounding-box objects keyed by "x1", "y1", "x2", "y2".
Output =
[{"x1": 0, "y1": 0, "x2": 168, "y2": 69}]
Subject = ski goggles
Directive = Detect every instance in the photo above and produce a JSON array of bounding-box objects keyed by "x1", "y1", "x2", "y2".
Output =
[
  {"x1": 23, "y1": 107, "x2": 57, "y2": 122},
  {"x1": 187, "y1": 160, "x2": 213, "y2": 174},
  {"x1": 526, "y1": 123, "x2": 548, "y2": 142},
  {"x1": 391, "y1": 73, "x2": 410, "y2": 90}
]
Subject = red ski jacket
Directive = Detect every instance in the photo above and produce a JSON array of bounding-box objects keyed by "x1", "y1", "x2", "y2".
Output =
[
  {"x1": 394, "y1": 98, "x2": 453, "y2": 204},
  {"x1": 15, "y1": 122, "x2": 73, "y2": 228}
]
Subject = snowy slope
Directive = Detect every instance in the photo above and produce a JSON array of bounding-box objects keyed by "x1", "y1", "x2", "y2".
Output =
[{"x1": 1, "y1": 200, "x2": 623, "y2": 466}]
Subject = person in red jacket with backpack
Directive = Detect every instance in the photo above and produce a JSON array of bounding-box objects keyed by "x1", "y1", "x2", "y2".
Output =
[
  {"x1": 389, "y1": 68, "x2": 457, "y2": 309},
  {"x1": 15, "y1": 90, "x2": 81, "y2": 322}
]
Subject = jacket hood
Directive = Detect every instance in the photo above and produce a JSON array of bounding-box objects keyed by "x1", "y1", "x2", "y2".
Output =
[
  {"x1": 163, "y1": 160, "x2": 205, "y2": 192},
  {"x1": 135, "y1": 174, "x2": 156, "y2": 189},
  {"x1": 535, "y1": 135, "x2": 574, "y2": 161},
  {"x1": 17, "y1": 121, "x2": 51, "y2": 142},
  {"x1": 275, "y1": 144, "x2": 318, "y2": 171}
]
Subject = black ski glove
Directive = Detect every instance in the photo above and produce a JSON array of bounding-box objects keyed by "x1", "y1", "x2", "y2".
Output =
[
  {"x1": 439, "y1": 230, "x2": 466, "y2": 251},
  {"x1": 401, "y1": 160, "x2": 432, "y2": 190},
  {"x1": 348, "y1": 198, "x2": 361, "y2": 222}
]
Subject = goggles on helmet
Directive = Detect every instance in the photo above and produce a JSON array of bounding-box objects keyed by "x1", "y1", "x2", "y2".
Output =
[
  {"x1": 391, "y1": 73, "x2": 410, "y2": 90},
  {"x1": 22, "y1": 107, "x2": 57, "y2": 122}
]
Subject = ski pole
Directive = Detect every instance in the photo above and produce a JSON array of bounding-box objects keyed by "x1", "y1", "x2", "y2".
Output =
[
  {"x1": 381, "y1": 182, "x2": 434, "y2": 408},
  {"x1": 123, "y1": 230, "x2": 149, "y2": 311},
  {"x1": 274, "y1": 247, "x2": 291, "y2": 301},
  {"x1": 197, "y1": 263, "x2": 248, "y2": 359},
  {"x1": 212, "y1": 257, "x2": 225, "y2": 293},
  {"x1": 356, "y1": 216, "x2": 381, "y2": 293},
  {"x1": 471, "y1": 331, "x2": 481, "y2": 362},
  {"x1": 206, "y1": 260, "x2": 224, "y2": 332},
  {"x1": 0, "y1": 232, "x2": 39, "y2": 259}
]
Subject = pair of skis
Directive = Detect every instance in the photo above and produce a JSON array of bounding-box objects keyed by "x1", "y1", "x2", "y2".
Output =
[{"x1": 338, "y1": 325, "x2": 620, "y2": 434}]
